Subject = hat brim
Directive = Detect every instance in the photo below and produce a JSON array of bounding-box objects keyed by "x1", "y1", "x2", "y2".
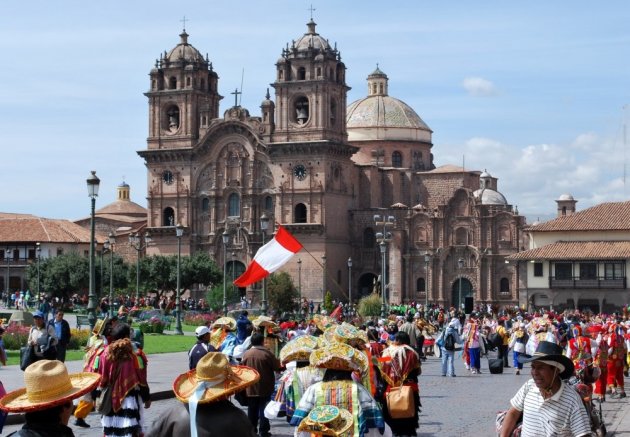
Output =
[
  {"x1": 212, "y1": 317, "x2": 237, "y2": 331},
  {"x1": 0, "y1": 372, "x2": 100, "y2": 413},
  {"x1": 173, "y1": 365, "x2": 259, "y2": 404},
  {"x1": 298, "y1": 407, "x2": 353, "y2": 436},
  {"x1": 518, "y1": 354, "x2": 574, "y2": 379}
]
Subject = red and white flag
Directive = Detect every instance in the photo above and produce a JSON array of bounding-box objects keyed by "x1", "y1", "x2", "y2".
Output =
[{"x1": 234, "y1": 225, "x2": 302, "y2": 287}]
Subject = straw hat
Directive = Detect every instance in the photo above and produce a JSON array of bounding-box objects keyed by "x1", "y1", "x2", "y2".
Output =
[
  {"x1": 297, "y1": 405, "x2": 353, "y2": 436},
  {"x1": 173, "y1": 352, "x2": 259, "y2": 404},
  {"x1": 312, "y1": 314, "x2": 335, "y2": 332},
  {"x1": 334, "y1": 322, "x2": 368, "y2": 346},
  {"x1": 252, "y1": 315, "x2": 277, "y2": 329},
  {"x1": 310, "y1": 342, "x2": 367, "y2": 373},
  {"x1": 279, "y1": 335, "x2": 319, "y2": 364},
  {"x1": 212, "y1": 317, "x2": 237, "y2": 331},
  {"x1": 0, "y1": 360, "x2": 100, "y2": 413},
  {"x1": 92, "y1": 316, "x2": 110, "y2": 336}
]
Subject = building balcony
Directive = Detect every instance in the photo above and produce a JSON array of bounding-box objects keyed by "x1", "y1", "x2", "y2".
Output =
[{"x1": 549, "y1": 276, "x2": 626, "y2": 289}]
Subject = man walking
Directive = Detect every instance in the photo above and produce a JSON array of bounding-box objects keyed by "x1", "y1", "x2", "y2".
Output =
[
  {"x1": 241, "y1": 333, "x2": 281, "y2": 437},
  {"x1": 48, "y1": 310, "x2": 71, "y2": 362},
  {"x1": 188, "y1": 326, "x2": 215, "y2": 370}
]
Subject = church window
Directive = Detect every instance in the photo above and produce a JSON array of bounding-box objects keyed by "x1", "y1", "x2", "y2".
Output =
[
  {"x1": 152, "y1": 79, "x2": 156, "y2": 90},
  {"x1": 416, "y1": 278, "x2": 426, "y2": 292},
  {"x1": 200, "y1": 78, "x2": 205, "y2": 90},
  {"x1": 363, "y1": 228, "x2": 375, "y2": 248},
  {"x1": 294, "y1": 203, "x2": 307, "y2": 223},
  {"x1": 228, "y1": 193, "x2": 240, "y2": 217},
  {"x1": 330, "y1": 99, "x2": 337, "y2": 126},
  {"x1": 163, "y1": 207, "x2": 175, "y2": 227},
  {"x1": 455, "y1": 227, "x2": 468, "y2": 245},
  {"x1": 165, "y1": 105, "x2": 180, "y2": 132},
  {"x1": 279, "y1": 70, "x2": 284, "y2": 80},
  {"x1": 298, "y1": 67, "x2": 306, "y2": 80},
  {"x1": 186, "y1": 77, "x2": 191, "y2": 87},
  {"x1": 499, "y1": 225, "x2": 511, "y2": 241},
  {"x1": 415, "y1": 226, "x2": 427, "y2": 242},
  {"x1": 202, "y1": 198, "x2": 209, "y2": 213},
  {"x1": 392, "y1": 151, "x2": 403, "y2": 168},
  {"x1": 169, "y1": 77, "x2": 177, "y2": 89},
  {"x1": 562, "y1": 206, "x2": 567, "y2": 216},
  {"x1": 264, "y1": 196, "x2": 273, "y2": 211},
  {"x1": 379, "y1": 83, "x2": 384, "y2": 94},
  {"x1": 293, "y1": 96, "x2": 309, "y2": 125},
  {"x1": 500, "y1": 277, "x2": 510, "y2": 293},
  {"x1": 317, "y1": 67, "x2": 321, "y2": 77},
  {"x1": 201, "y1": 116, "x2": 207, "y2": 126}
]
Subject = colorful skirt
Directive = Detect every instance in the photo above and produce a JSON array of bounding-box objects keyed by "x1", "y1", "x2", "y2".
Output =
[{"x1": 102, "y1": 390, "x2": 144, "y2": 437}]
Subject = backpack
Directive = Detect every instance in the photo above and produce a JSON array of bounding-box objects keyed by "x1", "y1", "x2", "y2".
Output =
[
  {"x1": 487, "y1": 332, "x2": 502, "y2": 349},
  {"x1": 444, "y1": 331, "x2": 455, "y2": 351}
]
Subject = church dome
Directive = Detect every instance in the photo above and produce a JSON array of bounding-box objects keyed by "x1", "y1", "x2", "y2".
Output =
[
  {"x1": 165, "y1": 31, "x2": 205, "y2": 63},
  {"x1": 473, "y1": 188, "x2": 508, "y2": 206},
  {"x1": 294, "y1": 20, "x2": 331, "y2": 52},
  {"x1": 557, "y1": 193, "x2": 575, "y2": 201},
  {"x1": 347, "y1": 68, "x2": 432, "y2": 142}
]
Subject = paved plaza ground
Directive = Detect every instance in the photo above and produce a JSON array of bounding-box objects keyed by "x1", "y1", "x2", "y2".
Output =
[{"x1": 2, "y1": 347, "x2": 629, "y2": 436}]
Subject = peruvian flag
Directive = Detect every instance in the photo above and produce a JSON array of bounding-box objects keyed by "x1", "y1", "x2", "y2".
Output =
[{"x1": 234, "y1": 225, "x2": 303, "y2": 287}]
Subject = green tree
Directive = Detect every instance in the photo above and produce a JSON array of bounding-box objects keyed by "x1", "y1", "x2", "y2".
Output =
[
  {"x1": 26, "y1": 252, "x2": 89, "y2": 300},
  {"x1": 323, "y1": 290, "x2": 334, "y2": 314},
  {"x1": 267, "y1": 272, "x2": 299, "y2": 315},
  {"x1": 358, "y1": 293, "x2": 382, "y2": 318},
  {"x1": 206, "y1": 283, "x2": 240, "y2": 312},
  {"x1": 180, "y1": 252, "x2": 222, "y2": 291}
]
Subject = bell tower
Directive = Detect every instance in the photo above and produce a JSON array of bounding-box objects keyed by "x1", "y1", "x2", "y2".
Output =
[
  {"x1": 271, "y1": 20, "x2": 349, "y2": 144},
  {"x1": 145, "y1": 30, "x2": 222, "y2": 150}
]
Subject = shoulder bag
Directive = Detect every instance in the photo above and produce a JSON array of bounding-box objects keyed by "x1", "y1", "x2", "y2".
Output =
[
  {"x1": 96, "y1": 366, "x2": 120, "y2": 415},
  {"x1": 386, "y1": 385, "x2": 415, "y2": 419}
]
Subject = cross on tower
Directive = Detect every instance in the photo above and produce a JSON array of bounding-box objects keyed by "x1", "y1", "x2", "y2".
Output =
[
  {"x1": 308, "y1": 4, "x2": 316, "y2": 20},
  {"x1": 231, "y1": 88, "x2": 241, "y2": 107},
  {"x1": 180, "y1": 16, "x2": 189, "y2": 31}
]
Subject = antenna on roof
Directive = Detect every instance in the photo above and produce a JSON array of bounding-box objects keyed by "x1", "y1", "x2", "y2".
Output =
[{"x1": 240, "y1": 68, "x2": 245, "y2": 106}]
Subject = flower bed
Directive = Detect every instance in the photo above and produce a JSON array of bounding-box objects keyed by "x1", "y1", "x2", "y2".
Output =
[
  {"x1": 183, "y1": 312, "x2": 217, "y2": 327},
  {"x1": 138, "y1": 316, "x2": 167, "y2": 334},
  {"x1": 2, "y1": 323, "x2": 31, "y2": 350}
]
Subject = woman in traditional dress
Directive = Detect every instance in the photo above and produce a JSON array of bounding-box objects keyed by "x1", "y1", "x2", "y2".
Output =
[{"x1": 98, "y1": 323, "x2": 151, "y2": 437}]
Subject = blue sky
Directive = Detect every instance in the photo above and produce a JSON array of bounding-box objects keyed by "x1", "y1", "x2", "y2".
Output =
[{"x1": 1, "y1": 1, "x2": 629, "y2": 222}]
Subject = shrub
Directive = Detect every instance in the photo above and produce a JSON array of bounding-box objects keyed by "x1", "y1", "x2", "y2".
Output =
[
  {"x1": 323, "y1": 291, "x2": 334, "y2": 314},
  {"x1": 138, "y1": 316, "x2": 166, "y2": 334},
  {"x1": 68, "y1": 328, "x2": 91, "y2": 350},
  {"x1": 183, "y1": 312, "x2": 216, "y2": 326},
  {"x1": 358, "y1": 293, "x2": 383, "y2": 318},
  {"x1": 2, "y1": 323, "x2": 31, "y2": 350}
]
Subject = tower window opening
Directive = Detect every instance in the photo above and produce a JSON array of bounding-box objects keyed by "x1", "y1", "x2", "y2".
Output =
[
  {"x1": 186, "y1": 77, "x2": 191, "y2": 87},
  {"x1": 228, "y1": 193, "x2": 240, "y2": 217},
  {"x1": 202, "y1": 198, "x2": 209, "y2": 213},
  {"x1": 293, "y1": 96, "x2": 310, "y2": 125},
  {"x1": 392, "y1": 151, "x2": 403, "y2": 168},
  {"x1": 294, "y1": 203, "x2": 307, "y2": 223},
  {"x1": 317, "y1": 67, "x2": 322, "y2": 77},
  {"x1": 163, "y1": 207, "x2": 175, "y2": 227},
  {"x1": 279, "y1": 70, "x2": 284, "y2": 80},
  {"x1": 169, "y1": 77, "x2": 177, "y2": 89},
  {"x1": 298, "y1": 67, "x2": 306, "y2": 80}
]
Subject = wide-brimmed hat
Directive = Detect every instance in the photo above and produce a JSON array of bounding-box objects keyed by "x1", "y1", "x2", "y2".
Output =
[
  {"x1": 297, "y1": 405, "x2": 353, "y2": 436},
  {"x1": 312, "y1": 314, "x2": 335, "y2": 332},
  {"x1": 212, "y1": 317, "x2": 236, "y2": 331},
  {"x1": 173, "y1": 352, "x2": 259, "y2": 404},
  {"x1": 252, "y1": 315, "x2": 277, "y2": 329},
  {"x1": 518, "y1": 341, "x2": 574, "y2": 379},
  {"x1": 334, "y1": 322, "x2": 368, "y2": 346},
  {"x1": 92, "y1": 317, "x2": 109, "y2": 336},
  {"x1": 0, "y1": 360, "x2": 100, "y2": 413},
  {"x1": 310, "y1": 342, "x2": 368, "y2": 374},
  {"x1": 280, "y1": 335, "x2": 319, "y2": 364}
]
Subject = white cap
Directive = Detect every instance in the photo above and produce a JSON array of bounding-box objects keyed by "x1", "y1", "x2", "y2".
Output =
[{"x1": 195, "y1": 326, "x2": 210, "y2": 337}]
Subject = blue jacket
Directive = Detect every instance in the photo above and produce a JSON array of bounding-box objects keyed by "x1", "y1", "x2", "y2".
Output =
[{"x1": 236, "y1": 315, "x2": 252, "y2": 342}]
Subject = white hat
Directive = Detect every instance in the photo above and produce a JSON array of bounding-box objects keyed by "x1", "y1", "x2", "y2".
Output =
[{"x1": 195, "y1": 326, "x2": 210, "y2": 337}]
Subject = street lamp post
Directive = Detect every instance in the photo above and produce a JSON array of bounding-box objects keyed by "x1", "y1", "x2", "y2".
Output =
[
  {"x1": 374, "y1": 215, "x2": 395, "y2": 317},
  {"x1": 129, "y1": 231, "x2": 152, "y2": 304},
  {"x1": 424, "y1": 252, "x2": 431, "y2": 314},
  {"x1": 103, "y1": 236, "x2": 111, "y2": 318},
  {"x1": 231, "y1": 252, "x2": 236, "y2": 285},
  {"x1": 86, "y1": 171, "x2": 100, "y2": 330},
  {"x1": 36, "y1": 243, "x2": 41, "y2": 302},
  {"x1": 297, "y1": 259, "x2": 302, "y2": 315},
  {"x1": 222, "y1": 230, "x2": 230, "y2": 316},
  {"x1": 106, "y1": 232, "x2": 115, "y2": 318},
  {"x1": 321, "y1": 255, "x2": 327, "y2": 308},
  {"x1": 5, "y1": 248, "x2": 10, "y2": 298},
  {"x1": 458, "y1": 257, "x2": 464, "y2": 313},
  {"x1": 347, "y1": 257, "x2": 353, "y2": 309},
  {"x1": 260, "y1": 213, "x2": 269, "y2": 315},
  {"x1": 99, "y1": 248, "x2": 104, "y2": 301},
  {"x1": 175, "y1": 224, "x2": 184, "y2": 334}
]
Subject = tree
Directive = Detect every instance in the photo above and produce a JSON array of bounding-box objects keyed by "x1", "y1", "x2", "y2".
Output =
[
  {"x1": 267, "y1": 272, "x2": 299, "y2": 315},
  {"x1": 358, "y1": 293, "x2": 382, "y2": 318},
  {"x1": 206, "y1": 283, "x2": 240, "y2": 313},
  {"x1": 323, "y1": 290, "x2": 334, "y2": 314},
  {"x1": 180, "y1": 252, "x2": 222, "y2": 291},
  {"x1": 26, "y1": 252, "x2": 89, "y2": 300}
]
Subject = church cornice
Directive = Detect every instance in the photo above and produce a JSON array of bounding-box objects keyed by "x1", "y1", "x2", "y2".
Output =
[
  {"x1": 269, "y1": 140, "x2": 358, "y2": 158},
  {"x1": 137, "y1": 149, "x2": 193, "y2": 163},
  {"x1": 281, "y1": 223, "x2": 325, "y2": 235},
  {"x1": 194, "y1": 119, "x2": 266, "y2": 158}
]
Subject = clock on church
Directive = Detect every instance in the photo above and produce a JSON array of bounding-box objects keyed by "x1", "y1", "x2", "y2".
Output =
[{"x1": 293, "y1": 164, "x2": 307, "y2": 181}]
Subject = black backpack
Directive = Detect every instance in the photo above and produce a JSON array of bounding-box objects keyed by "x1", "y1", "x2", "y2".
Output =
[
  {"x1": 444, "y1": 332, "x2": 455, "y2": 351},
  {"x1": 487, "y1": 332, "x2": 502, "y2": 349}
]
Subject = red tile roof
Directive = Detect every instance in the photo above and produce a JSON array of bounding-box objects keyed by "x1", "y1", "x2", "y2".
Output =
[
  {"x1": 527, "y1": 201, "x2": 630, "y2": 232},
  {"x1": 507, "y1": 241, "x2": 630, "y2": 261},
  {"x1": 0, "y1": 215, "x2": 105, "y2": 244}
]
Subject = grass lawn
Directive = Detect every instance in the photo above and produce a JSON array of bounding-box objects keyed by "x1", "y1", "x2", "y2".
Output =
[{"x1": 5, "y1": 334, "x2": 196, "y2": 366}]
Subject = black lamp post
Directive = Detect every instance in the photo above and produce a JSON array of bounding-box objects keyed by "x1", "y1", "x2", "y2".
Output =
[
  {"x1": 106, "y1": 232, "x2": 115, "y2": 318},
  {"x1": 129, "y1": 231, "x2": 152, "y2": 304},
  {"x1": 322, "y1": 255, "x2": 326, "y2": 306},
  {"x1": 297, "y1": 258, "x2": 302, "y2": 315},
  {"x1": 374, "y1": 214, "x2": 395, "y2": 317},
  {"x1": 86, "y1": 170, "x2": 100, "y2": 330},
  {"x1": 36, "y1": 243, "x2": 41, "y2": 302},
  {"x1": 222, "y1": 230, "x2": 230, "y2": 315},
  {"x1": 347, "y1": 257, "x2": 353, "y2": 309},
  {"x1": 175, "y1": 224, "x2": 184, "y2": 334},
  {"x1": 5, "y1": 248, "x2": 10, "y2": 298},
  {"x1": 260, "y1": 213, "x2": 269, "y2": 315},
  {"x1": 458, "y1": 257, "x2": 464, "y2": 313},
  {"x1": 424, "y1": 252, "x2": 431, "y2": 313}
]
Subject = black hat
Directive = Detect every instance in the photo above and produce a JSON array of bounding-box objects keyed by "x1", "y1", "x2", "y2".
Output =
[{"x1": 518, "y1": 341, "x2": 574, "y2": 379}]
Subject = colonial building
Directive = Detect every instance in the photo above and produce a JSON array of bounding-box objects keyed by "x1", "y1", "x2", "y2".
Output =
[
  {"x1": 508, "y1": 197, "x2": 630, "y2": 313},
  {"x1": 138, "y1": 20, "x2": 525, "y2": 310}
]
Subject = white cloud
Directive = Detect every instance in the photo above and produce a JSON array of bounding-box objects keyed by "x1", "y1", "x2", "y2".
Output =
[
  {"x1": 571, "y1": 132, "x2": 598, "y2": 151},
  {"x1": 462, "y1": 77, "x2": 498, "y2": 97}
]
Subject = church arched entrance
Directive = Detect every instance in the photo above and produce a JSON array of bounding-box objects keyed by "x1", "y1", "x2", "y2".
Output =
[
  {"x1": 227, "y1": 260, "x2": 246, "y2": 296},
  {"x1": 358, "y1": 273, "x2": 378, "y2": 299},
  {"x1": 451, "y1": 278, "x2": 473, "y2": 312}
]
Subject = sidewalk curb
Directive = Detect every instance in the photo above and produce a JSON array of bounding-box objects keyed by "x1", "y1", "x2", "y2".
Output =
[{"x1": 5, "y1": 389, "x2": 175, "y2": 425}]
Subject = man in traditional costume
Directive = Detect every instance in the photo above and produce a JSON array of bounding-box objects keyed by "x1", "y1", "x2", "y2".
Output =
[
  {"x1": 588, "y1": 324, "x2": 608, "y2": 402},
  {"x1": 209, "y1": 317, "x2": 239, "y2": 361},
  {"x1": 606, "y1": 323, "x2": 627, "y2": 398}
]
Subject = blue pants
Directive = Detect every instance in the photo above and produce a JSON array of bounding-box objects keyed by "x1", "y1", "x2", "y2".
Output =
[
  {"x1": 441, "y1": 348, "x2": 456, "y2": 376},
  {"x1": 513, "y1": 350, "x2": 523, "y2": 369},
  {"x1": 469, "y1": 347, "x2": 480, "y2": 370}
]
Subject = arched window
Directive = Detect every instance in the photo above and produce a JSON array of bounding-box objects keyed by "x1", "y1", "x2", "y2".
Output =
[
  {"x1": 264, "y1": 195, "x2": 273, "y2": 211},
  {"x1": 416, "y1": 277, "x2": 426, "y2": 292},
  {"x1": 294, "y1": 203, "x2": 307, "y2": 223},
  {"x1": 202, "y1": 198, "x2": 209, "y2": 213},
  {"x1": 169, "y1": 77, "x2": 177, "y2": 89},
  {"x1": 392, "y1": 151, "x2": 403, "y2": 168},
  {"x1": 186, "y1": 77, "x2": 191, "y2": 87},
  {"x1": 163, "y1": 207, "x2": 175, "y2": 227},
  {"x1": 500, "y1": 277, "x2": 510, "y2": 293},
  {"x1": 363, "y1": 228, "x2": 375, "y2": 248},
  {"x1": 330, "y1": 100, "x2": 337, "y2": 126},
  {"x1": 297, "y1": 67, "x2": 306, "y2": 80},
  {"x1": 228, "y1": 193, "x2": 240, "y2": 217}
]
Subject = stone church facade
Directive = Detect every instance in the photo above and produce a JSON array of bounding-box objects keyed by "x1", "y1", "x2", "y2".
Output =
[{"x1": 138, "y1": 21, "x2": 526, "y2": 310}]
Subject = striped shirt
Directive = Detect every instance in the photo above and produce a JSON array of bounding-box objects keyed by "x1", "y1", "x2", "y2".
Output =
[{"x1": 510, "y1": 379, "x2": 592, "y2": 437}]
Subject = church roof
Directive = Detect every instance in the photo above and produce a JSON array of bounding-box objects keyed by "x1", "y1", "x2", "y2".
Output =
[
  {"x1": 294, "y1": 20, "x2": 332, "y2": 52},
  {"x1": 165, "y1": 31, "x2": 205, "y2": 64},
  {"x1": 95, "y1": 200, "x2": 147, "y2": 217},
  {"x1": 426, "y1": 165, "x2": 471, "y2": 174},
  {"x1": 473, "y1": 188, "x2": 508, "y2": 206},
  {"x1": 0, "y1": 214, "x2": 104, "y2": 243},
  {"x1": 507, "y1": 241, "x2": 630, "y2": 261},
  {"x1": 527, "y1": 201, "x2": 630, "y2": 232},
  {"x1": 347, "y1": 95, "x2": 431, "y2": 130}
]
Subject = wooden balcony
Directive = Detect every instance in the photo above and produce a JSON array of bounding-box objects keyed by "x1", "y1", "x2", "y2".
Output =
[{"x1": 549, "y1": 276, "x2": 626, "y2": 289}]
